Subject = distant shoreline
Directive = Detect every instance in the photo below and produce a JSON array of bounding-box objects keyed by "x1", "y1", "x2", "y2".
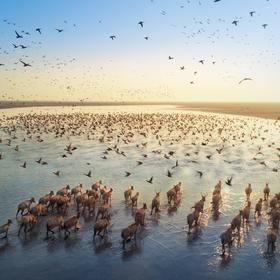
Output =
[
  {"x1": 177, "y1": 103, "x2": 280, "y2": 120},
  {"x1": 1, "y1": 101, "x2": 280, "y2": 120}
]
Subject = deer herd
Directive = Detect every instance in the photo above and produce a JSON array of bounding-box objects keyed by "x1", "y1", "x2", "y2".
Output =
[{"x1": 0, "y1": 180, "x2": 279, "y2": 256}]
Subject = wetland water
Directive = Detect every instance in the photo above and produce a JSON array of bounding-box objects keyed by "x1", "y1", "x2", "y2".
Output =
[{"x1": 0, "y1": 105, "x2": 279, "y2": 280}]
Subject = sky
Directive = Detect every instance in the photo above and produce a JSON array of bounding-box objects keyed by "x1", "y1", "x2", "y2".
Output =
[{"x1": 0, "y1": 0, "x2": 279, "y2": 102}]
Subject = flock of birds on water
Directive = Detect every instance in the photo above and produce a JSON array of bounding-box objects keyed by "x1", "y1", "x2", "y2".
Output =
[
  {"x1": 0, "y1": 0, "x2": 278, "y2": 102},
  {"x1": 0, "y1": 111, "x2": 280, "y2": 258}
]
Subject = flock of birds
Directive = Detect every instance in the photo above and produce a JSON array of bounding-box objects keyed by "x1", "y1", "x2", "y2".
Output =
[
  {"x1": 1, "y1": 111, "x2": 280, "y2": 177},
  {"x1": 0, "y1": 110, "x2": 280, "y2": 258},
  {"x1": 0, "y1": 0, "x2": 278, "y2": 102}
]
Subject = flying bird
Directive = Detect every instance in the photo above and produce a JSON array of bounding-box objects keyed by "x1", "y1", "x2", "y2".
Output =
[
  {"x1": 138, "y1": 21, "x2": 144, "y2": 28},
  {"x1": 238, "y1": 77, "x2": 252, "y2": 84},
  {"x1": 167, "y1": 170, "x2": 173, "y2": 177},
  {"x1": 262, "y1": 24, "x2": 268, "y2": 29},
  {"x1": 56, "y1": 28, "x2": 64, "y2": 33},
  {"x1": 84, "y1": 171, "x2": 91, "y2": 177},
  {"x1": 197, "y1": 171, "x2": 203, "y2": 178},
  {"x1": 249, "y1": 11, "x2": 255, "y2": 17},
  {"x1": 35, "y1": 28, "x2": 42, "y2": 34},
  {"x1": 168, "y1": 56, "x2": 174, "y2": 60},
  {"x1": 21, "y1": 161, "x2": 26, "y2": 168},
  {"x1": 15, "y1": 30, "x2": 23, "y2": 38},
  {"x1": 232, "y1": 20, "x2": 239, "y2": 26},
  {"x1": 172, "y1": 160, "x2": 179, "y2": 169},
  {"x1": 125, "y1": 171, "x2": 131, "y2": 177},
  {"x1": 19, "y1": 59, "x2": 31, "y2": 67},
  {"x1": 146, "y1": 176, "x2": 153, "y2": 184},
  {"x1": 225, "y1": 176, "x2": 233, "y2": 186},
  {"x1": 110, "y1": 35, "x2": 116, "y2": 40},
  {"x1": 53, "y1": 171, "x2": 60, "y2": 176}
]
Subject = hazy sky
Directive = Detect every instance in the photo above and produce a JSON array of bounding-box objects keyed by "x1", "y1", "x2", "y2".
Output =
[{"x1": 0, "y1": 0, "x2": 279, "y2": 102}]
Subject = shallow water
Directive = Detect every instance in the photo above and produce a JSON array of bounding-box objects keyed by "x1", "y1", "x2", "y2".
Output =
[{"x1": 0, "y1": 105, "x2": 279, "y2": 280}]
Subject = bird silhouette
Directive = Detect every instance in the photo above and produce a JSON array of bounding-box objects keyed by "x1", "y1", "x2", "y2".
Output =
[
  {"x1": 36, "y1": 158, "x2": 42, "y2": 164},
  {"x1": 197, "y1": 171, "x2": 203, "y2": 178},
  {"x1": 232, "y1": 20, "x2": 239, "y2": 26},
  {"x1": 110, "y1": 35, "x2": 116, "y2": 40},
  {"x1": 56, "y1": 28, "x2": 64, "y2": 33},
  {"x1": 21, "y1": 161, "x2": 26, "y2": 168},
  {"x1": 53, "y1": 171, "x2": 60, "y2": 176},
  {"x1": 15, "y1": 30, "x2": 23, "y2": 38},
  {"x1": 35, "y1": 28, "x2": 42, "y2": 34},
  {"x1": 125, "y1": 171, "x2": 131, "y2": 177},
  {"x1": 138, "y1": 21, "x2": 144, "y2": 28},
  {"x1": 146, "y1": 176, "x2": 153, "y2": 184},
  {"x1": 172, "y1": 160, "x2": 179, "y2": 169},
  {"x1": 168, "y1": 56, "x2": 174, "y2": 60},
  {"x1": 249, "y1": 11, "x2": 255, "y2": 17},
  {"x1": 84, "y1": 171, "x2": 91, "y2": 177},
  {"x1": 239, "y1": 78, "x2": 252, "y2": 84},
  {"x1": 167, "y1": 170, "x2": 173, "y2": 177},
  {"x1": 225, "y1": 176, "x2": 233, "y2": 186},
  {"x1": 262, "y1": 24, "x2": 268, "y2": 29},
  {"x1": 19, "y1": 59, "x2": 31, "y2": 67}
]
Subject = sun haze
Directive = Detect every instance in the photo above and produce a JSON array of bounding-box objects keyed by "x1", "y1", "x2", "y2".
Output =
[{"x1": 0, "y1": 0, "x2": 279, "y2": 102}]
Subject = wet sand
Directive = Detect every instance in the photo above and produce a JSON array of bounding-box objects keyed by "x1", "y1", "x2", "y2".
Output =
[
  {"x1": 1, "y1": 101, "x2": 280, "y2": 120},
  {"x1": 177, "y1": 102, "x2": 280, "y2": 120}
]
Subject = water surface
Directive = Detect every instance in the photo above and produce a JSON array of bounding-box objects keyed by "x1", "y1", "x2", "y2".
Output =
[{"x1": 0, "y1": 105, "x2": 279, "y2": 280}]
